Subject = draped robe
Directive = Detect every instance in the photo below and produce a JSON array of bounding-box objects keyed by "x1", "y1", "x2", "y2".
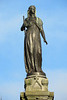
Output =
[{"x1": 21, "y1": 17, "x2": 45, "y2": 74}]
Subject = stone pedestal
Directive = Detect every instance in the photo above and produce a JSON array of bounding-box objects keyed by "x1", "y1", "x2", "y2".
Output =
[{"x1": 20, "y1": 73, "x2": 54, "y2": 100}]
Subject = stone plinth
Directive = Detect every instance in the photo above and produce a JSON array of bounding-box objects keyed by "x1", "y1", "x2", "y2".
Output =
[{"x1": 20, "y1": 73, "x2": 54, "y2": 100}]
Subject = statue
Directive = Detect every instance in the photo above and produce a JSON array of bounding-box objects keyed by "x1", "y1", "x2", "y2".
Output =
[
  {"x1": 20, "y1": 6, "x2": 54, "y2": 100},
  {"x1": 21, "y1": 5, "x2": 48, "y2": 75}
]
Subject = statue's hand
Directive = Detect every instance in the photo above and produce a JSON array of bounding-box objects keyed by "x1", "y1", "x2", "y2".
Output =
[{"x1": 44, "y1": 40, "x2": 48, "y2": 45}]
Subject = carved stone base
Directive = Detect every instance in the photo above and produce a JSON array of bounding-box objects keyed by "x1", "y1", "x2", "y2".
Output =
[
  {"x1": 20, "y1": 92, "x2": 54, "y2": 100},
  {"x1": 20, "y1": 74, "x2": 54, "y2": 100}
]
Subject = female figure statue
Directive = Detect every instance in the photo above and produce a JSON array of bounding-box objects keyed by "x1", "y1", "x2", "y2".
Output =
[{"x1": 21, "y1": 6, "x2": 48, "y2": 75}]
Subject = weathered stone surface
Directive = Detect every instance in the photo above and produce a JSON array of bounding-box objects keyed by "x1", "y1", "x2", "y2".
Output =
[
  {"x1": 20, "y1": 91, "x2": 54, "y2": 100},
  {"x1": 20, "y1": 74, "x2": 54, "y2": 100},
  {"x1": 20, "y1": 92, "x2": 25, "y2": 100},
  {"x1": 25, "y1": 74, "x2": 48, "y2": 92}
]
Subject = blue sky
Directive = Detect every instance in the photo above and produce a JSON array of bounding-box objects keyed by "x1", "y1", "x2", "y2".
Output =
[{"x1": 0, "y1": 0, "x2": 67, "y2": 100}]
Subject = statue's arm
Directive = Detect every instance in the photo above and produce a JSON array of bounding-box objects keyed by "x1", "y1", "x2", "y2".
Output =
[
  {"x1": 21, "y1": 18, "x2": 28, "y2": 31},
  {"x1": 36, "y1": 18, "x2": 48, "y2": 44},
  {"x1": 40, "y1": 29, "x2": 48, "y2": 45},
  {"x1": 39, "y1": 22, "x2": 48, "y2": 44},
  {"x1": 21, "y1": 23, "x2": 25, "y2": 31}
]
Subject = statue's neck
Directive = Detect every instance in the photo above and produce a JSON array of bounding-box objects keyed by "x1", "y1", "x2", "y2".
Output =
[{"x1": 30, "y1": 13, "x2": 35, "y2": 18}]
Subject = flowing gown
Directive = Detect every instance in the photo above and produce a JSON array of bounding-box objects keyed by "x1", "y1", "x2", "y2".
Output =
[{"x1": 22, "y1": 17, "x2": 43, "y2": 74}]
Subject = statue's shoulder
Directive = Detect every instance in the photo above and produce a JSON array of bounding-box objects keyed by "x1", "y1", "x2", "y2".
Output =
[
  {"x1": 24, "y1": 18, "x2": 29, "y2": 22},
  {"x1": 24, "y1": 18, "x2": 29, "y2": 26},
  {"x1": 36, "y1": 17, "x2": 43, "y2": 26}
]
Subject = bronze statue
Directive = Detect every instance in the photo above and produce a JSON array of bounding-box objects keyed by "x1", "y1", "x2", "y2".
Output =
[{"x1": 21, "y1": 5, "x2": 48, "y2": 75}]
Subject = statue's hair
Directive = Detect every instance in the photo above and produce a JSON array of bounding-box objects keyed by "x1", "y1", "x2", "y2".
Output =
[{"x1": 27, "y1": 5, "x2": 36, "y2": 17}]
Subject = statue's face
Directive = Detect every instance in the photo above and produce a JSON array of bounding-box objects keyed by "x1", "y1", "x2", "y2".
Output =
[
  {"x1": 30, "y1": 7, "x2": 35, "y2": 14},
  {"x1": 29, "y1": 6, "x2": 35, "y2": 14}
]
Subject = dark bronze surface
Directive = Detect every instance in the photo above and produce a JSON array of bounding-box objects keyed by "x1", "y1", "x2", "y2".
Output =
[
  {"x1": 27, "y1": 72, "x2": 46, "y2": 76},
  {"x1": 21, "y1": 5, "x2": 48, "y2": 75}
]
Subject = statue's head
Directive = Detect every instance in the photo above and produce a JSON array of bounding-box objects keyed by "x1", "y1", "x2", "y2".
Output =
[{"x1": 27, "y1": 5, "x2": 36, "y2": 17}]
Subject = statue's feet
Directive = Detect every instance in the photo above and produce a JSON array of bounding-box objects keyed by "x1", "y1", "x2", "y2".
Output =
[{"x1": 27, "y1": 71, "x2": 46, "y2": 76}]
